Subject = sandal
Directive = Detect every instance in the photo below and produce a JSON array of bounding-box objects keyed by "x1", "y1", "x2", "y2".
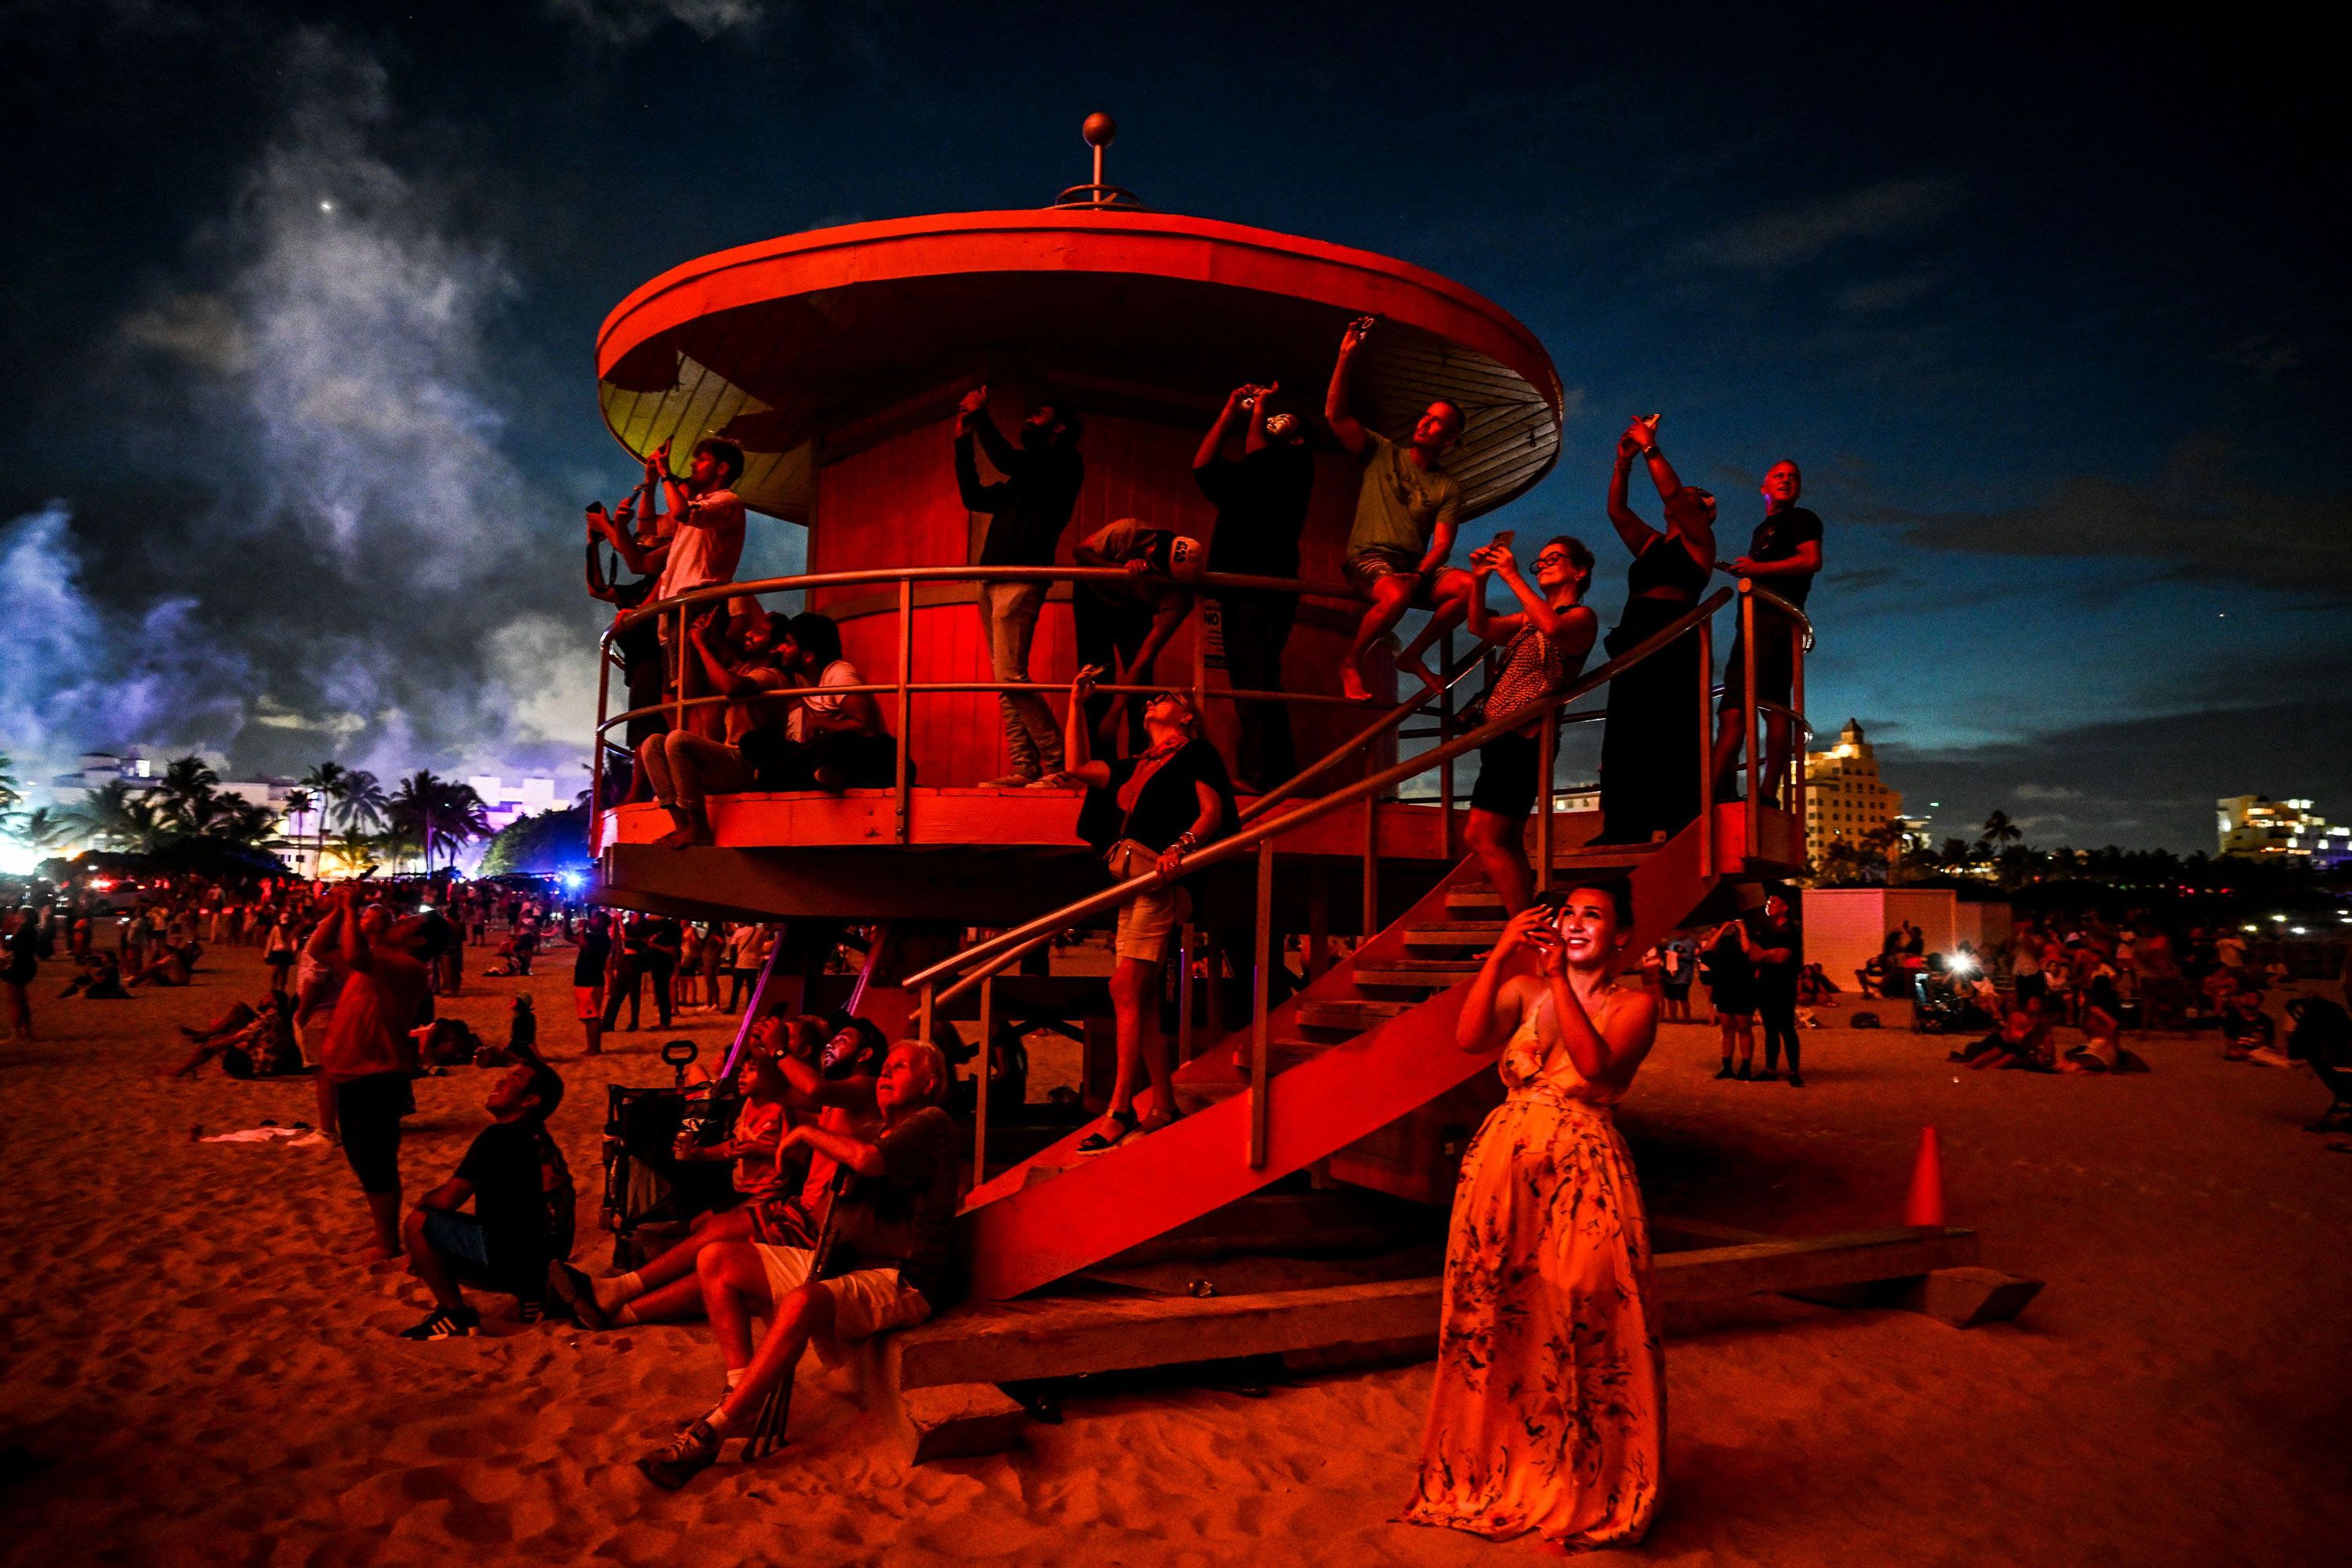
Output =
[{"x1": 1074, "y1": 1107, "x2": 1140, "y2": 1156}]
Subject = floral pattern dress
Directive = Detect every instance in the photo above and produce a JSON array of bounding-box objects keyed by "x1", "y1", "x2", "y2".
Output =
[{"x1": 1399, "y1": 988, "x2": 1664, "y2": 1549}]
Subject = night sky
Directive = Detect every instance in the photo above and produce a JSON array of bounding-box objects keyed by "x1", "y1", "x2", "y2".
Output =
[{"x1": 5, "y1": 2, "x2": 2345, "y2": 851}]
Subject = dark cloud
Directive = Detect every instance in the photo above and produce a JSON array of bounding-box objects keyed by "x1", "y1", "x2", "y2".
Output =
[
  {"x1": 1841, "y1": 438, "x2": 2352, "y2": 598},
  {"x1": 1688, "y1": 178, "x2": 1958, "y2": 270}
]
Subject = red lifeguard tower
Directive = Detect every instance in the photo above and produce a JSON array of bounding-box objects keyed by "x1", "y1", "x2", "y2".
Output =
[{"x1": 584, "y1": 121, "x2": 1998, "y2": 1460}]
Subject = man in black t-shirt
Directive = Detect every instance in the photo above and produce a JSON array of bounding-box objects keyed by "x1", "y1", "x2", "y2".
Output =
[
  {"x1": 1745, "y1": 892, "x2": 1805, "y2": 1087},
  {"x1": 955, "y1": 385, "x2": 1085, "y2": 785},
  {"x1": 1714, "y1": 459, "x2": 1824, "y2": 804},
  {"x1": 397, "y1": 1058, "x2": 566, "y2": 1339},
  {"x1": 1195, "y1": 383, "x2": 1316, "y2": 793}
]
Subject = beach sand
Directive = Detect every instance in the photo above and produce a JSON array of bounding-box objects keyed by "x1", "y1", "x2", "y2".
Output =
[{"x1": 2, "y1": 942, "x2": 2347, "y2": 1566}]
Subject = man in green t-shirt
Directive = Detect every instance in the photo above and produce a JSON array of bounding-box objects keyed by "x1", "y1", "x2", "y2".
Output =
[{"x1": 1324, "y1": 316, "x2": 1468, "y2": 702}]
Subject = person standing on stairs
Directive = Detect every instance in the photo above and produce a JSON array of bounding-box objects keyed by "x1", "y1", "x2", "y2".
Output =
[
  {"x1": 1402, "y1": 883, "x2": 1664, "y2": 1549},
  {"x1": 1460, "y1": 535, "x2": 1599, "y2": 913},
  {"x1": 1709, "y1": 459, "x2": 1821, "y2": 804},
  {"x1": 1058, "y1": 666, "x2": 1236, "y2": 1155},
  {"x1": 1595, "y1": 416, "x2": 1715, "y2": 844}
]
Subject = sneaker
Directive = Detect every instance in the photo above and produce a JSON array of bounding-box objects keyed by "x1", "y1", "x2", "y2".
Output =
[
  {"x1": 1752, "y1": 1069, "x2": 1778, "y2": 1083},
  {"x1": 637, "y1": 1418, "x2": 723, "y2": 1490},
  {"x1": 398, "y1": 1305, "x2": 480, "y2": 1341},
  {"x1": 546, "y1": 1260, "x2": 608, "y2": 1330},
  {"x1": 1714, "y1": 1062, "x2": 1736, "y2": 1080},
  {"x1": 1786, "y1": 1073, "x2": 1806, "y2": 1087},
  {"x1": 980, "y1": 773, "x2": 1039, "y2": 789},
  {"x1": 1074, "y1": 1109, "x2": 1140, "y2": 1156},
  {"x1": 1734, "y1": 1063, "x2": 1753, "y2": 1081}
]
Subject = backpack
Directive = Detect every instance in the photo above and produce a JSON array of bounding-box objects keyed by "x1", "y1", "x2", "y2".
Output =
[{"x1": 2287, "y1": 998, "x2": 2351, "y2": 1069}]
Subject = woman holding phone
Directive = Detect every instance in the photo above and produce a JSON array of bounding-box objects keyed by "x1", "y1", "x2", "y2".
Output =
[{"x1": 1401, "y1": 883, "x2": 1664, "y2": 1549}]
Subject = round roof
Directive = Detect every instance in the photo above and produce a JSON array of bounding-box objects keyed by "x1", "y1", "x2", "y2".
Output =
[{"x1": 597, "y1": 208, "x2": 1563, "y2": 524}]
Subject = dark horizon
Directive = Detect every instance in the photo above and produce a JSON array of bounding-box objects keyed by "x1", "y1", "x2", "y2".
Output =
[{"x1": 5, "y1": 2, "x2": 2347, "y2": 855}]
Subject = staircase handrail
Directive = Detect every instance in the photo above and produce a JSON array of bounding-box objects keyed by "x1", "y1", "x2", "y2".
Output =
[{"x1": 905, "y1": 586, "x2": 1737, "y2": 1007}]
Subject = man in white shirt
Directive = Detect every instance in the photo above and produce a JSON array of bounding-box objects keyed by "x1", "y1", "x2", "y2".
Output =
[{"x1": 760, "y1": 612, "x2": 896, "y2": 792}]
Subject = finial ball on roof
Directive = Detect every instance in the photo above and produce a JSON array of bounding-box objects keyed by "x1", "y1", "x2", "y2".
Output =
[{"x1": 1082, "y1": 112, "x2": 1117, "y2": 147}]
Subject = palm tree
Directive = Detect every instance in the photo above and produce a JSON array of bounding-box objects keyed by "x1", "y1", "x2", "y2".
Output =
[
  {"x1": 0, "y1": 753, "x2": 22, "y2": 824},
  {"x1": 302, "y1": 762, "x2": 347, "y2": 876},
  {"x1": 14, "y1": 807, "x2": 83, "y2": 856},
  {"x1": 387, "y1": 772, "x2": 492, "y2": 874},
  {"x1": 156, "y1": 754, "x2": 222, "y2": 834},
  {"x1": 1979, "y1": 809, "x2": 2022, "y2": 850},
  {"x1": 67, "y1": 782, "x2": 158, "y2": 852},
  {"x1": 277, "y1": 788, "x2": 315, "y2": 875},
  {"x1": 338, "y1": 769, "x2": 389, "y2": 837}
]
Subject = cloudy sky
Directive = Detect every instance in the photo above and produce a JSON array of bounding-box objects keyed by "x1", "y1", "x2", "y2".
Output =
[{"x1": 3, "y1": 2, "x2": 2344, "y2": 850}]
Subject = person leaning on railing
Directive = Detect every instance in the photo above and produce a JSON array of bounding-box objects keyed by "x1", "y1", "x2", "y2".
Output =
[
  {"x1": 1709, "y1": 458, "x2": 1821, "y2": 804},
  {"x1": 1055, "y1": 664, "x2": 1237, "y2": 1156},
  {"x1": 1459, "y1": 535, "x2": 1599, "y2": 914},
  {"x1": 1069, "y1": 517, "x2": 1197, "y2": 755}
]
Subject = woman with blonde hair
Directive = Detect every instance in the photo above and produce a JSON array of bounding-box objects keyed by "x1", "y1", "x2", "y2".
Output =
[{"x1": 1058, "y1": 671, "x2": 1235, "y2": 1155}]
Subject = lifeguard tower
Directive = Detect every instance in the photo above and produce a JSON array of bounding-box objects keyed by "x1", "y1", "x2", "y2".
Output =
[{"x1": 589, "y1": 120, "x2": 2013, "y2": 1458}]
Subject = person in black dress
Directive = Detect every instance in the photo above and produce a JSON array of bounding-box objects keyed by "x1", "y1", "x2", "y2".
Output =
[
  {"x1": 1700, "y1": 920, "x2": 1756, "y2": 1079},
  {"x1": 1711, "y1": 460, "x2": 1822, "y2": 804},
  {"x1": 1596, "y1": 418, "x2": 1715, "y2": 843}
]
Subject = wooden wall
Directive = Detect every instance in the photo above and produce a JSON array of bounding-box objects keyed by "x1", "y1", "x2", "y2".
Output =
[{"x1": 809, "y1": 401, "x2": 1386, "y2": 788}]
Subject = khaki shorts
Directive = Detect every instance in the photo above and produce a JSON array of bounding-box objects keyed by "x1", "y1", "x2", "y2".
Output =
[
  {"x1": 1114, "y1": 881, "x2": 1191, "y2": 964},
  {"x1": 753, "y1": 1244, "x2": 931, "y2": 1344}
]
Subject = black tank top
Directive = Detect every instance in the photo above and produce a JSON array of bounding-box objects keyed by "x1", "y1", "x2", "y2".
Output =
[{"x1": 1625, "y1": 531, "x2": 1709, "y2": 600}]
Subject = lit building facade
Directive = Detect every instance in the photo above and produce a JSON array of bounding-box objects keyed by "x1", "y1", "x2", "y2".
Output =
[
  {"x1": 1803, "y1": 720, "x2": 1904, "y2": 866},
  {"x1": 2217, "y1": 795, "x2": 2352, "y2": 868}
]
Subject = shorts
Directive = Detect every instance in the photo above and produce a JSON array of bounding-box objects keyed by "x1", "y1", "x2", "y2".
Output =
[
  {"x1": 1343, "y1": 546, "x2": 1441, "y2": 608},
  {"x1": 1115, "y1": 881, "x2": 1192, "y2": 964},
  {"x1": 334, "y1": 1071, "x2": 415, "y2": 1195},
  {"x1": 1468, "y1": 728, "x2": 1541, "y2": 820},
  {"x1": 1718, "y1": 613, "x2": 1799, "y2": 714},
  {"x1": 420, "y1": 1210, "x2": 538, "y2": 1295},
  {"x1": 753, "y1": 1244, "x2": 932, "y2": 1344},
  {"x1": 573, "y1": 985, "x2": 604, "y2": 1022},
  {"x1": 266, "y1": 952, "x2": 295, "y2": 971}
]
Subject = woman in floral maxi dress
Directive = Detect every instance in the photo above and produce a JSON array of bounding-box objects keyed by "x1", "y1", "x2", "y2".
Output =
[{"x1": 1401, "y1": 885, "x2": 1664, "y2": 1549}]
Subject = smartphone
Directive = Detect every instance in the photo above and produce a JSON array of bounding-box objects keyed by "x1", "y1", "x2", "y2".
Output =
[{"x1": 1490, "y1": 529, "x2": 1515, "y2": 554}]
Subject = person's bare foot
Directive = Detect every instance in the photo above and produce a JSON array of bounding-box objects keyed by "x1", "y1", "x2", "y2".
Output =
[
  {"x1": 1397, "y1": 652, "x2": 1439, "y2": 694},
  {"x1": 650, "y1": 825, "x2": 695, "y2": 851},
  {"x1": 1340, "y1": 663, "x2": 1374, "y2": 703}
]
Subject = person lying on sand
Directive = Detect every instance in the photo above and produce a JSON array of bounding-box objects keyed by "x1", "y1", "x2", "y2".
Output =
[
  {"x1": 168, "y1": 993, "x2": 300, "y2": 1080},
  {"x1": 637, "y1": 1040, "x2": 958, "y2": 1489},
  {"x1": 1948, "y1": 1007, "x2": 2053, "y2": 1072},
  {"x1": 60, "y1": 953, "x2": 128, "y2": 1000},
  {"x1": 549, "y1": 1014, "x2": 880, "y2": 1329},
  {"x1": 396, "y1": 1056, "x2": 568, "y2": 1341}
]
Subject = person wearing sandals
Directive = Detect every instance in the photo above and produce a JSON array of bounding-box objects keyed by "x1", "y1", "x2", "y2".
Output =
[{"x1": 1058, "y1": 666, "x2": 1236, "y2": 1155}]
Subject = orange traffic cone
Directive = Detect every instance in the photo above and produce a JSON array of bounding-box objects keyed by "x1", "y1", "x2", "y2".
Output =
[{"x1": 1904, "y1": 1125, "x2": 1945, "y2": 1227}]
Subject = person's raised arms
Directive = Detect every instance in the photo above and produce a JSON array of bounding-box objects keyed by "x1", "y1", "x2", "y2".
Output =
[
  {"x1": 1457, "y1": 905, "x2": 1547, "y2": 1052},
  {"x1": 1325, "y1": 319, "x2": 1374, "y2": 459},
  {"x1": 1059, "y1": 666, "x2": 1115, "y2": 787}
]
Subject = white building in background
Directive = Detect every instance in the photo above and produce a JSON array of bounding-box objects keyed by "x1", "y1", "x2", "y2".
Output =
[
  {"x1": 1803, "y1": 720, "x2": 1905, "y2": 866},
  {"x1": 467, "y1": 775, "x2": 564, "y2": 834},
  {"x1": 2217, "y1": 795, "x2": 2352, "y2": 868}
]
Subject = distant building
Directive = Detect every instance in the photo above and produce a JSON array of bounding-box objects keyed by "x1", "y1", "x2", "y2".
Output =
[
  {"x1": 466, "y1": 774, "x2": 565, "y2": 834},
  {"x1": 1803, "y1": 720, "x2": 1904, "y2": 866},
  {"x1": 2217, "y1": 795, "x2": 2352, "y2": 868}
]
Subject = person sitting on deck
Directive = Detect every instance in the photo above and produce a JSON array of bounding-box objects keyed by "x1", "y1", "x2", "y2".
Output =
[
  {"x1": 595, "y1": 438, "x2": 750, "y2": 740},
  {"x1": 396, "y1": 1055, "x2": 568, "y2": 1340},
  {"x1": 1458, "y1": 535, "x2": 1599, "y2": 915},
  {"x1": 955, "y1": 384, "x2": 1084, "y2": 787},
  {"x1": 586, "y1": 486, "x2": 668, "y2": 803},
  {"x1": 1070, "y1": 517, "x2": 1198, "y2": 756},
  {"x1": 1057, "y1": 667, "x2": 1235, "y2": 1155},
  {"x1": 742, "y1": 612, "x2": 898, "y2": 793},
  {"x1": 636, "y1": 1040, "x2": 957, "y2": 1489},
  {"x1": 1195, "y1": 381, "x2": 1316, "y2": 793},
  {"x1": 1708, "y1": 459, "x2": 1822, "y2": 804},
  {"x1": 638, "y1": 608, "x2": 789, "y2": 848},
  {"x1": 1324, "y1": 315, "x2": 1469, "y2": 703}
]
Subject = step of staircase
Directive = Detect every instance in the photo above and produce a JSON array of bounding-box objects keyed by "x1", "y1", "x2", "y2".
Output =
[
  {"x1": 1297, "y1": 999, "x2": 1416, "y2": 1032},
  {"x1": 1445, "y1": 887, "x2": 1505, "y2": 913},
  {"x1": 1354, "y1": 958, "x2": 1483, "y2": 990},
  {"x1": 1403, "y1": 920, "x2": 1504, "y2": 950}
]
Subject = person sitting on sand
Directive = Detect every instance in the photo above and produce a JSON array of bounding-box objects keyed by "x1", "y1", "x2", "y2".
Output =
[
  {"x1": 1949, "y1": 1007, "x2": 2052, "y2": 1072},
  {"x1": 168, "y1": 992, "x2": 300, "y2": 1080},
  {"x1": 637, "y1": 1040, "x2": 958, "y2": 1489},
  {"x1": 2220, "y1": 985, "x2": 2276, "y2": 1062},
  {"x1": 546, "y1": 1014, "x2": 817, "y2": 1328},
  {"x1": 396, "y1": 1056, "x2": 568, "y2": 1340},
  {"x1": 411, "y1": 1017, "x2": 485, "y2": 1069},
  {"x1": 60, "y1": 951, "x2": 128, "y2": 1000},
  {"x1": 125, "y1": 938, "x2": 202, "y2": 989}
]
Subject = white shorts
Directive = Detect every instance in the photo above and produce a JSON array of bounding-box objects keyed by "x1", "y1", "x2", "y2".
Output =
[
  {"x1": 753, "y1": 1244, "x2": 931, "y2": 1344},
  {"x1": 1114, "y1": 883, "x2": 1191, "y2": 964}
]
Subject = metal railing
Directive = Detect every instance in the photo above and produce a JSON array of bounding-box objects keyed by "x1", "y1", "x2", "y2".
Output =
[{"x1": 592, "y1": 562, "x2": 1511, "y2": 855}]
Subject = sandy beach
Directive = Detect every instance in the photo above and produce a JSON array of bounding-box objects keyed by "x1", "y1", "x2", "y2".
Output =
[{"x1": 3, "y1": 940, "x2": 2347, "y2": 1566}]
